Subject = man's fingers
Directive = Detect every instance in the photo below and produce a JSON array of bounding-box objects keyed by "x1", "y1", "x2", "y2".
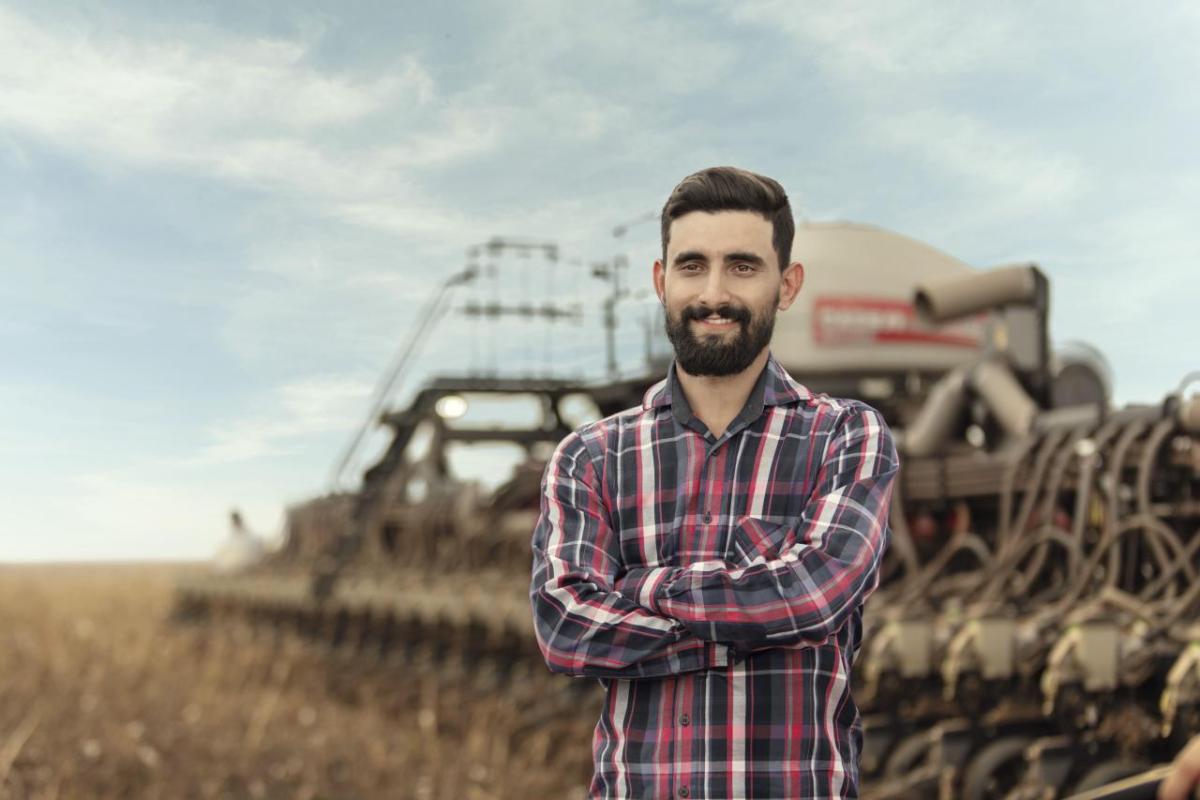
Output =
[
  {"x1": 1160, "y1": 737, "x2": 1200, "y2": 800},
  {"x1": 1159, "y1": 770, "x2": 1185, "y2": 800}
]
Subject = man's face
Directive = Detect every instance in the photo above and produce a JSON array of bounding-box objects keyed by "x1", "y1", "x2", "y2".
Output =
[{"x1": 654, "y1": 210, "x2": 802, "y2": 377}]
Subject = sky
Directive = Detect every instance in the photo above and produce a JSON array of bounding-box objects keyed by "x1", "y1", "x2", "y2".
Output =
[{"x1": 1, "y1": 1, "x2": 1197, "y2": 561}]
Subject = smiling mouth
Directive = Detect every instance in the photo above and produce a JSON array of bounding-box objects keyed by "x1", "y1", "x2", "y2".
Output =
[{"x1": 696, "y1": 316, "x2": 738, "y2": 328}]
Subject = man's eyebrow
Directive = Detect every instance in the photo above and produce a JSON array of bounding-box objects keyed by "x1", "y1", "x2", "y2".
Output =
[
  {"x1": 672, "y1": 250, "x2": 708, "y2": 266},
  {"x1": 672, "y1": 250, "x2": 767, "y2": 266},
  {"x1": 724, "y1": 251, "x2": 766, "y2": 266}
]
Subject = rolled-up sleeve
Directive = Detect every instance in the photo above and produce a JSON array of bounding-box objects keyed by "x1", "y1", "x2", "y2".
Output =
[{"x1": 530, "y1": 431, "x2": 728, "y2": 679}]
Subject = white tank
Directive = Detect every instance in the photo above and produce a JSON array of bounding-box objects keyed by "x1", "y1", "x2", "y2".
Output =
[{"x1": 775, "y1": 222, "x2": 987, "y2": 375}]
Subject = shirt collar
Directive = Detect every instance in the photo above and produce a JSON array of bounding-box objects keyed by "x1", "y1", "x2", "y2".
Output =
[{"x1": 640, "y1": 351, "x2": 811, "y2": 415}]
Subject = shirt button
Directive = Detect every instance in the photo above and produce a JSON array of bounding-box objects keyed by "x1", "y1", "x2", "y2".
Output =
[
  {"x1": 678, "y1": 787, "x2": 690, "y2": 798},
  {"x1": 679, "y1": 713, "x2": 690, "y2": 726},
  {"x1": 703, "y1": 511, "x2": 712, "y2": 524}
]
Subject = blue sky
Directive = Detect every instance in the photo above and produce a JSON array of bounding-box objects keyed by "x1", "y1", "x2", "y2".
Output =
[{"x1": 2, "y1": 1, "x2": 1197, "y2": 560}]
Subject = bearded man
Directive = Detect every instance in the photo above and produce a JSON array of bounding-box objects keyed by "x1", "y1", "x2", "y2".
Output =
[{"x1": 530, "y1": 166, "x2": 898, "y2": 799}]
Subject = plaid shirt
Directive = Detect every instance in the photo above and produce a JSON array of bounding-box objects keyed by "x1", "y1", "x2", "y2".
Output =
[{"x1": 530, "y1": 353, "x2": 898, "y2": 799}]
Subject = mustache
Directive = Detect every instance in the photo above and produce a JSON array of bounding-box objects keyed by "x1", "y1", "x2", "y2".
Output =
[{"x1": 681, "y1": 303, "x2": 752, "y2": 325}]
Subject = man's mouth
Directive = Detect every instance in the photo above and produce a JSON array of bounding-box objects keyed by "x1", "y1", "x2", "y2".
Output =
[{"x1": 696, "y1": 315, "x2": 738, "y2": 328}]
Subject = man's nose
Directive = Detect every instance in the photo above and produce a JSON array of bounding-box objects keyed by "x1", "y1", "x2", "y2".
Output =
[{"x1": 696, "y1": 271, "x2": 733, "y2": 308}]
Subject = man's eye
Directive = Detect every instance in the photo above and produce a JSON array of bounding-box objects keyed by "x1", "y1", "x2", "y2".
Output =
[{"x1": 733, "y1": 263, "x2": 755, "y2": 273}]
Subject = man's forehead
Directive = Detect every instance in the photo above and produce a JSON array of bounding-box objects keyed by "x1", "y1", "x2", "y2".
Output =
[{"x1": 666, "y1": 210, "x2": 774, "y2": 258}]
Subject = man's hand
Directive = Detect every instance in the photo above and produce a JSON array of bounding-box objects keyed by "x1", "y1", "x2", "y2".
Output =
[{"x1": 1160, "y1": 735, "x2": 1200, "y2": 800}]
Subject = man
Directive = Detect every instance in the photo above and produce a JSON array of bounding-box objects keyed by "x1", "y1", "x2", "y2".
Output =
[
  {"x1": 530, "y1": 166, "x2": 898, "y2": 799},
  {"x1": 1161, "y1": 736, "x2": 1200, "y2": 800}
]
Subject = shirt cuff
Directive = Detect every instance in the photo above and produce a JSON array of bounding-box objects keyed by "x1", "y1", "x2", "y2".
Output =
[{"x1": 616, "y1": 566, "x2": 678, "y2": 613}]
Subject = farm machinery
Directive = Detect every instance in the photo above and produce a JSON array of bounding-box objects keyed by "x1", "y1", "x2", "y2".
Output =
[{"x1": 173, "y1": 222, "x2": 1199, "y2": 799}]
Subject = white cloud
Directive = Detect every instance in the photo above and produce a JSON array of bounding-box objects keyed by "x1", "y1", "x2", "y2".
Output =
[
  {"x1": 189, "y1": 373, "x2": 373, "y2": 466},
  {"x1": 882, "y1": 110, "x2": 1086, "y2": 210},
  {"x1": 0, "y1": 6, "x2": 492, "y2": 236},
  {"x1": 1, "y1": 14, "x2": 397, "y2": 149},
  {"x1": 731, "y1": 0, "x2": 1023, "y2": 85},
  {"x1": 728, "y1": 2, "x2": 1086, "y2": 217},
  {"x1": 495, "y1": 0, "x2": 737, "y2": 95}
]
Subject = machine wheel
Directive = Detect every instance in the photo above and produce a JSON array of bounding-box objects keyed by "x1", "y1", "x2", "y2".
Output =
[
  {"x1": 960, "y1": 735, "x2": 1033, "y2": 800},
  {"x1": 883, "y1": 730, "x2": 932, "y2": 779},
  {"x1": 1068, "y1": 759, "x2": 1152, "y2": 793}
]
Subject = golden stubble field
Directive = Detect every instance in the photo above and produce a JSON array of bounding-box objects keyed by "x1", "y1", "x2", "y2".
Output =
[{"x1": 0, "y1": 564, "x2": 597, "y2": 799}]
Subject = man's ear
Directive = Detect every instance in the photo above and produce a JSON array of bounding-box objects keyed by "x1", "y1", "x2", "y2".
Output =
[
  {"x1": 778, "y1": 261, "x2": 804, "y2": 310},
  {"x1": 653, "y1": 259, "x2": 666, "y2": 305}
]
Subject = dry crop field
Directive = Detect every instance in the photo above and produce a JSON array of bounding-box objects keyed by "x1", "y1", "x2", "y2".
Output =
[{"x1": 0, "y1": 564, "x2": 597, "y2": 799}]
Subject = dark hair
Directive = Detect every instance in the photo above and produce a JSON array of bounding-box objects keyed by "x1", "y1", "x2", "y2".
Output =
[{"x1": 660, "y1": 166, "x2": 794, "y2": 270}]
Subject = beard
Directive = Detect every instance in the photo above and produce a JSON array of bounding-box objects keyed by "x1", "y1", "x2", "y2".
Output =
[{"x1": 663, "y1": 293, "x2": 778, "y2": 377}]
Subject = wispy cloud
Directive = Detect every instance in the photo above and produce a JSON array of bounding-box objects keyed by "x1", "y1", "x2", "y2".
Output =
[
  {"x1": 0, "y1": 6, "x2": 488, "y2": 237},
  {"x1": 881, "y1": 110, "x2": 1086, "y2": 211},
  {"x1": 188, "y1": 373, "x2": 373, "y2": 466},
  {"x1": 732, "y1": 1, "x2": 1023, "y2": 83},
  {"x1": 729, "y1": 2, "x2": 1084, "y2": 214}
]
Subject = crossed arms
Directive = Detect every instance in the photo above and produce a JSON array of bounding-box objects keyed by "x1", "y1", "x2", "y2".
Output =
[{"x1": 528, "y1": 404, "x2": 898, "y2": 680}]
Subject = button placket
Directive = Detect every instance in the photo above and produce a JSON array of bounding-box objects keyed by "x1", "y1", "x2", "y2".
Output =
[{"x1": 699, "y1": 444, "x2": 720, "y2": 553}]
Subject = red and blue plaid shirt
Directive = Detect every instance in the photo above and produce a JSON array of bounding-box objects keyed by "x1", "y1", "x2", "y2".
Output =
[{"x1": 530, "y1": 353, "x2": 898, "y2": 799}]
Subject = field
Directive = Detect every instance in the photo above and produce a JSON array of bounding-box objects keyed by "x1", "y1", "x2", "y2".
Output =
[{"x1": 0, "y1": 564, "x2": 597, "y2": 799}]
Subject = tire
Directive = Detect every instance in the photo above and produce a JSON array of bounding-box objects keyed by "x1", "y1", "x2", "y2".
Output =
[
  {"x1": 1068, "y1": 759, "x2": 1152, "y2": 794},
  {"x1": 960, "y1": 735, "x2": 1033, "y2": 800},
  {"x1": 883, "y1": 730, "x2": 933, "y2": 779}
]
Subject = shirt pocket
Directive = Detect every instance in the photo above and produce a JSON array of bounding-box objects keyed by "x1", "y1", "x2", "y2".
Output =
[{"x1": 728, "y1": 515, "x2": 797, "y2": 566}]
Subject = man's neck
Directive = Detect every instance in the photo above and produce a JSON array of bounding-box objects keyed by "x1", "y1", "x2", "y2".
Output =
[{"x1": 675, "y1": 349, "x2": 770, "y2": 439}]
